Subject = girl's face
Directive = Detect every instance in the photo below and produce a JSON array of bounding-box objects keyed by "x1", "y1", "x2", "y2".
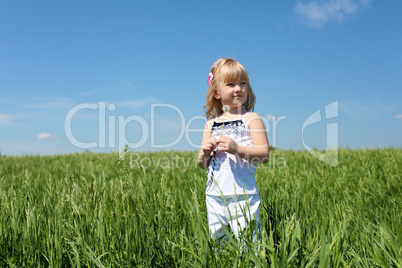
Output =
[{"x1": 214, "y1": 78, "x2": 248, "y2": 111}]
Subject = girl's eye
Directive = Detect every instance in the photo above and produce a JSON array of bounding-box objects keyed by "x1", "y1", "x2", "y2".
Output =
[
  {"x1": 226, "y1": 83, "x2": 234, "y2": 86},
  {"x1": 241, "y1": 82, "x2": 247, "y2": 85}
]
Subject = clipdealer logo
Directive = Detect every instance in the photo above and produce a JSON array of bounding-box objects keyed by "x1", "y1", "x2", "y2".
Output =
[{"x1": 64, "y1": 101, "x2": 339, "y2": 166}]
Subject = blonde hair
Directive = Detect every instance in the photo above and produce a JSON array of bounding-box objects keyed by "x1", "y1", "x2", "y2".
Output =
[{"x1": 204, "y1": 58, "x2": 256, "y2": 119}]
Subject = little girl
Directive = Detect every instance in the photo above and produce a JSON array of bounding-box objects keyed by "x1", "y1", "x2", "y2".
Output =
[{"x1": 198, "y1": 58, "x2": 270, "y2": 243}]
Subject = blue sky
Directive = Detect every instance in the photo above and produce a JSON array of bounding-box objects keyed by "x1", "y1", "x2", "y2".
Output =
[{"x1": 0, "y1": 0, "x2": 401, "y2": 155}]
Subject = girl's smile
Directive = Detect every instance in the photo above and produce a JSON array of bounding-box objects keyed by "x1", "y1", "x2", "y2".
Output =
[{"x1": 215, "y1": 81, "x2": 248, "y2": 109}]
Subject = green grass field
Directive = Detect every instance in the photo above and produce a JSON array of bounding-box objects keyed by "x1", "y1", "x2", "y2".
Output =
[{"x1": 0, "y1": 148, "x2": 401, "y2": 267}]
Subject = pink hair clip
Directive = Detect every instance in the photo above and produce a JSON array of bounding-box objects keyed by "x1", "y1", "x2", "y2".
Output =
[{"x1": 207, "y1": 72, "x2": 214, "y2": 85}]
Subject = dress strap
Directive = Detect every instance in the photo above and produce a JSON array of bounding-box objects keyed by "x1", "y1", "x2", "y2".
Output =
[{"x1": 241, "y1": 112, "x2": 250, "y2": 120}]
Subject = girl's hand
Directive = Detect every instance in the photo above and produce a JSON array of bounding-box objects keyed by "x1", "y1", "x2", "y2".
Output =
[
  {"x1": 201, "y1": 137, "x2": 218, "y2": 156},
  {"x1": 216, "y1": 136, "x2": 238, "y2": 154}
]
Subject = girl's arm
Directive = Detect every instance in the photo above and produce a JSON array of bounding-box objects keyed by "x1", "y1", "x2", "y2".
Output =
[
  {"x1": 216, "y1": 112, "x2": 270, "y2": 164},
  {"x1": 197, "y1": 120, "x2": 217, "y2": 169}
]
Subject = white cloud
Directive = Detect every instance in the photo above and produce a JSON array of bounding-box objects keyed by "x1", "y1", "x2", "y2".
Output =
[
  {"x1": 80, "y1": 79, "x2": 135, "y2": 97},
  {"x1": 294, "y1": 0, "x2": 369, "y2": 29},
  {"x1": 0, "y1": 114, "x2": 16, "y2": 125},
  {"x1": 394, "y1": 114, "x2": 402, "y2": 119},
  {"x1": 115, "y1": 98, "x2": 160, "y2": 109},
  {"x1": 79, "y1": 91, "x2": 90, "y2": 97},
  {"x1": 29, "y1": 100, "x2": 75, "y2": 109},
  {"x1": 0, "y1": 113, "x2": 25, "y2": 125},
  {"x1": 340, "y1": 101, "x2": 393, "y2": 120},
  {"x1": 117, "y1": 79, "x2": 133, "y2": 86},
  {"x1": 37, "y1": 133, "x2": 57, "y2": 140}
]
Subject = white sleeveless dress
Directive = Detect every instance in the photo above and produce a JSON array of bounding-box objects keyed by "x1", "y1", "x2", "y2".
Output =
[{"x1": 206, "y1": 112, "x2": 258, "y2": 197}]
